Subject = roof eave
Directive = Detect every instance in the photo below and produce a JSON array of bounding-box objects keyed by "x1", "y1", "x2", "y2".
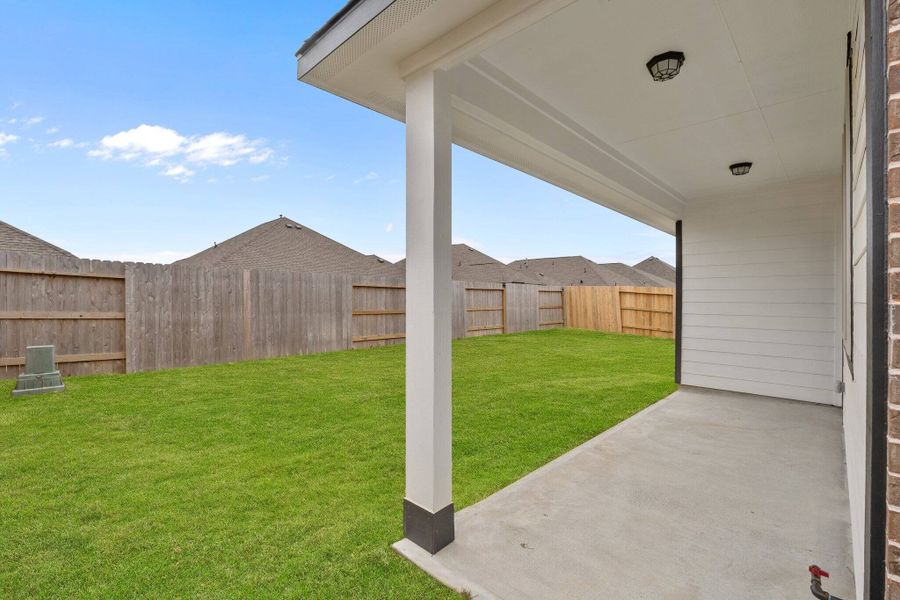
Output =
[{"x1": 295, "y1": 0, "x2": 396, "y2": 79}]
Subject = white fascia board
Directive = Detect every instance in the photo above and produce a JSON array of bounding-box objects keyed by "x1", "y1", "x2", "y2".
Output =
[{"x1": 296, "y1": 0, "x2": 396, "y2": 79}]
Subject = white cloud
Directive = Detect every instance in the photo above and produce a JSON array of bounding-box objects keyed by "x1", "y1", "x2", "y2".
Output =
[
  {"x1": 248, "y1": 148, "x2": 273, "y2": 164},
  {"x1": 162, "y1": 164, "x2": 195, "y2": 182},
  {"x1": 0, "y1": 132, "x2": 19, "y2": 156},
  {"x1": 47, "y1": 138, "x2": 75, "y2": 148},
  {"x1": 22, "y1": 116, "x2": 44, "y2": 128},
  {"x1": 250, "y1": 174, "x2": 269, "y2": 182},
  {"x1": 184, "y1": 131, "x2": 270, "y2": 166},
  {"x1": 5, "y1": 118, "x2": 16, "y2": 125},
  {"x1": 91, "y1": 124, "x2": 185, "y2": 159},
  {"x1": 45, "y1": 127, "x2": 59, "y2": 134},
  {"x1": 385, "y1": 223, "x2": 394, "y2": 233},
  {"x1": 354, "y1": 171, "x2": 379, "y2": 184},
  {"x1": 88, "y1": 124, "x2": 275, "y2": 181}
]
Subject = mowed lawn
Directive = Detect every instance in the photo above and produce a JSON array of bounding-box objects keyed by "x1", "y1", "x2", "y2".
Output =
[{"x1": 0, "y1": 328, "x2": 675, "y2": 599}]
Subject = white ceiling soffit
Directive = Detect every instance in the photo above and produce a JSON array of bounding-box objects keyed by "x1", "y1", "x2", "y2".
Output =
[{"x1": 297, "y1": 0, "x2": 849, "y2": 231}]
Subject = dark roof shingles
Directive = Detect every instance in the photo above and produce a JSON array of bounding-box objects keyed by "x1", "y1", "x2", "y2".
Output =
[
  {"x1": 0, "y1": 220, "x2": 76, "y2": 257},
  {"x1": 175, "y1": 217, "x2": 402, "y2": 277},
  {"x1": 509, "y1": 256, "x2": 671, "y2": 287}
]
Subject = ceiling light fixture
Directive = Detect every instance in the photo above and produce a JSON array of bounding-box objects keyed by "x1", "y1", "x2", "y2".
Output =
[
  {"x1": 729, "y1": 162, "x2": 752, "y2": 176},
  {"x1": 646, "y1": 51, "x2": 685, "y2": 82}
]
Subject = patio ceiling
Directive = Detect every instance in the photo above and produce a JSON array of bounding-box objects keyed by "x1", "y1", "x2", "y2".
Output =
[{"x1": 297, "y1": 0, "x2": 848, "y2": 233}]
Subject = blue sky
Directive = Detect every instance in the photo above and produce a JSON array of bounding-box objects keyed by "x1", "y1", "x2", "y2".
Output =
[{"x1": 0, "y1": 1, "x2": 674, "y2": 265}]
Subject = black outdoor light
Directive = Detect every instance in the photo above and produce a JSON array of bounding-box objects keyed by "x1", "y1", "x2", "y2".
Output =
[
  {"x1": 646, "y1": 51, "x2": 685, "y2": 82},
  {"x1": 729, "y1": 162, "x2": 752, "y2": 176}
]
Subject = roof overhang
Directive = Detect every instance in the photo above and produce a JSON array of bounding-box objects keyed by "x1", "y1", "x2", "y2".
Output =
[{"x1": 296, "y1": 0, "x2": 849, "y2": 235}]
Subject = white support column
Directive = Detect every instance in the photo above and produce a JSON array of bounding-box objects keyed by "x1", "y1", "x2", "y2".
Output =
[{"x1": 403, "y1": 68, "x2": 454, "y2": 554}]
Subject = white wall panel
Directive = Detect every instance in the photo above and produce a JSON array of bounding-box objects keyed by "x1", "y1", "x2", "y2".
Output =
[{"x1": 681, "y1": 177, "x2": 840, "y2": 406}]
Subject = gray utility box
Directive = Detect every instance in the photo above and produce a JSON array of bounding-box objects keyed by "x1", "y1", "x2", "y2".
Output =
[{"x1": 12, "y1": 345, "x2": 65, "y2": 397}]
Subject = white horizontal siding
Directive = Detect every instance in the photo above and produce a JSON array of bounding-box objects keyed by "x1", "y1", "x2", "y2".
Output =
[
  {"x1": 682, "y1": 337, "x2": 834, "y2": 361},
  {"x1": 682, "y1": 288, "x2": 833, "y2": 303},
  {"x1": 681, "y1": 325, "x2": 835, "y2": 346},
  {"x1": 681, "y1": 177, "x2": 840, "y2": 405},
  {"x1": 682, "y1": 274, "x2": 835, "y2": 290},
  {"x1": 683, "y1": 231, "x2": 840, "y2": 255}
]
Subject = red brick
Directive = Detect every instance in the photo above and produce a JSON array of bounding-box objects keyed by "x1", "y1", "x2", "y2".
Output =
[
  {"x1": 893, "y1": 0, "x2": 900, "y2": 28},
  {"x1": 890, "y1": 542, "x2": 900, "y2": 576},
  {"x1": 891, "y1": 64, "x2": 900, "y2": 97},
  {"x1": 891, "y1": 442, "x2": 900, "y2": 474},
  {"x1": 891, "y1": 99, "x2": 900, "y2": 131},
  {"x1": 889, "y1": 509, "x2": 900, "y2": 544},
  {"x1": 892, "y1": 272, "x2": 900, "y2": 302},
  {"x1": 892, "y1": 30, "x2": 900, "y2": 64},
  {"x1": 892, "y1": 133, "x2": 900, "y2": 165},
  {"x1": 889, "y1": 168, "x2": 900, "y2": 200},
  {"x1": 891, "y1": 238, "x2": 900, "y2": 269},
  {"x1": 892, "y1": 475, "x2": 900, "y2": 509},
  {"x1": 890, "y1": 577, "x2": 900, "y2": 600},
  {"x1": 891, "y1": 203, "x2": 900, "y2": 234},
  {"x1": 892, "y1": 377, "x2": 900, "y2": 405},
  {"x1": 892, "y1": 306, "x2": 900, "y2": 335},
  {"x1": 892, "y1": 412, "x2": 900, "y2": 443}
]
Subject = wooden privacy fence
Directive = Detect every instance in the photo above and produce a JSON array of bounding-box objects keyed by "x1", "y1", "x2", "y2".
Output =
[
  {"x1": 350, "y1": 281, "x2": 560, "y2": 347},
  {"x1": 0, "y1": 252, "x2": 127, "y2": 378},
  {"x1": 1, "y1": 251, "x2": 673, "y2": 379},
  {"x1": 564, "y1": 286, "x2": 675, "y2": 339},
  {"x1": 0, "y1": 251, "x2": 566, "y2": 378}
]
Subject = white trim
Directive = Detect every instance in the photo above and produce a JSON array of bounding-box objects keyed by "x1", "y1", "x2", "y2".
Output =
[{"x1": 296, "y1": 0, "x2": 395, "y2": 77}]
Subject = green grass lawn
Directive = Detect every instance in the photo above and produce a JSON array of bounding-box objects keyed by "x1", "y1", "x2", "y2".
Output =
[{"x1": 0, "y1": 328, "x2": 675, "y2": 599}]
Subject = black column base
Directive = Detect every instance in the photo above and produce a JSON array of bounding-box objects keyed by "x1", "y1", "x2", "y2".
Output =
[{"x1": 403, "y1": 499, "x2": 454, "y2": 554}]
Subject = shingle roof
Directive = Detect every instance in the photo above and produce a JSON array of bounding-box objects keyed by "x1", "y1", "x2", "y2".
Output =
[
  {"x1": 0, "y1": 220, "x2": 76, "y2": 258},
  {"x1": 597, "y1": 262, "x2": 671, "y2": 287},
  {"x1": 508, "y1": 256, "x2": 613, "y2": 286},
  {"x1": 508, "y1": 256, "x2": 671, "y2": 287},
  {"x1": 633, "y1": 256, "x2": 676, "y2": 283},
  {"x1": 397, "y1": 244, "x2": 546, "y2": 284},
  {"x1": 175, "y1": 216, "x2": 402, "y2": 277}
]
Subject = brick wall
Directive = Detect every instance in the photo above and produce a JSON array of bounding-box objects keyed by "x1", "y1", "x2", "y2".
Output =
[{"x1": 889, "y1": 2, "x2": 900, "y2": 597}]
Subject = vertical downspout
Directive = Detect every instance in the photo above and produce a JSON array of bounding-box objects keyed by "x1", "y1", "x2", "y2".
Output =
[
  {"x1": 865, "y1": 0, "x2": 888, "y2": 597},
  {"x1": 675, "y1": 220, "x2": 683, "y2": 385}
]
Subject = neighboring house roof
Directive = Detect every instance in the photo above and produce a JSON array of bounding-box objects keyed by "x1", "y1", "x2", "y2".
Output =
[
  {"x1": 598, "y1": 262, "x2": 672, "y2": 287},
  {"x1": 633, "y1": 256, "x2": 676, "y2": 283},
  {"x1": 633, "y1": 268, "x2": 675, "y2": 287},
  {"x1": 397, "y1": 244, "x2": 546, "y2": 284},
  {"x1": 175, "y1": 216, "x2": 402, "y2": 277},
  {"x1": 509, "y1": 256, "x2": 670, "y2": 287},
  {"x1": 508, "y1": 256, "x2": 615, "y2": 286},
  {"x1": 0, "y1": 220, "x2": 76, "y2": 258}
]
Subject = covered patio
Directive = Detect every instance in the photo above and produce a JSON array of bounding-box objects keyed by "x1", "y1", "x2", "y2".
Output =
[
  {"x1": 395, "y1": 387, "x2": 854, "y2": 598},
  {"x1": 296, "y1": 0, "x2": 881, "y2": 598}
]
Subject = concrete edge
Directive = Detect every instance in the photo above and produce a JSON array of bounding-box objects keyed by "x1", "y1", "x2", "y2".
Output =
[
  {"x1": 11, "y1": 385, "x2": 65, "y2": 397},
  {"x1": 392, "y1": 538, "x2": 502, "y2": 600},
  {"x1": 453, "y1": 388, "x2": 684, "y2": 517}
]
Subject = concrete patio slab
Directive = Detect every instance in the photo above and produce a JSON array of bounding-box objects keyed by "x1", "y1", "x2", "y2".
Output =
[{"x1": 394, "y1": 387, "x2": 854, "y2": 599}]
